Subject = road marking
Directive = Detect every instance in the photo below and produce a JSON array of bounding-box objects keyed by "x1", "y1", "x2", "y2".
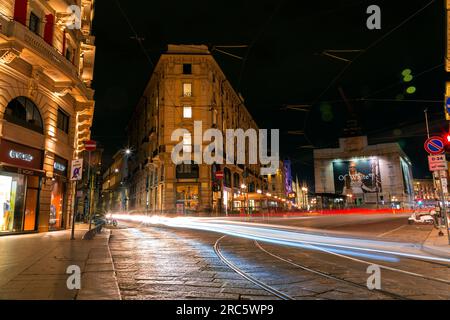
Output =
[{"x1": 377, "y1": 225, "x2": 406, "y2": 238}]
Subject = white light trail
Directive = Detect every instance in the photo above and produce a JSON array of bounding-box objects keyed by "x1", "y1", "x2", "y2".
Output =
[{"x1": 112, "y1": 214, "x2": 450, "y2": 264}]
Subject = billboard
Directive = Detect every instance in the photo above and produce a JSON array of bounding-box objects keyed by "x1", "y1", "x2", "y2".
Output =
[{"x1": 333, "y1": 159, "x2": 382, "y2": 195}]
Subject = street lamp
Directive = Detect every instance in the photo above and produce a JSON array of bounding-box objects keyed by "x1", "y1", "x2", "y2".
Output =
[{"x1": 241, "y1": 184, "x2": 248, "y2": 215}]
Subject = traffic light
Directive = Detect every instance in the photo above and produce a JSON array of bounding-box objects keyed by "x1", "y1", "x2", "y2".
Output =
[{"x1": 444, "y1": 133, "x2": 450, "y2": 152}]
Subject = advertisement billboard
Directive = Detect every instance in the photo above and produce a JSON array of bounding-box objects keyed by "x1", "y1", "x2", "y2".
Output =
[{"x1": 333, "y1": 159, "x2": 382, "y2": 195}]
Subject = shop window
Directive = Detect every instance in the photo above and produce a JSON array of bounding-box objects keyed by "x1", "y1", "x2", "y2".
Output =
[
  {"x1": 57, "y1": 108, "x2": 70, "y2": 134},
  {"x1": 50, "y1": 178, "x2": 66, "y2": 230},
  {"x1": 176, "y1": 185, "x2": 199, "y2": 212},
  {"x1": 0, "y1": 172, "x2": 26, "y2": 233},
  {"x1": 29, "y1": 12, "x2": 40, "y2": 35},
  {"x1": 5, "y1": 97, "x2": 44, "y2": 134}
]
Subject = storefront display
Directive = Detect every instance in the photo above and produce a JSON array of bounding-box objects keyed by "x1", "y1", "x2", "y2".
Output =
[
  {"x1": 176, "y1": 185, "x2": 199, "y2": 213},
  {"x1": 49, "y1": 156, "x2": 68, "y2": 230},
  {"x1": 0, "y1": 139, "x2": 43, "y2": 234}
]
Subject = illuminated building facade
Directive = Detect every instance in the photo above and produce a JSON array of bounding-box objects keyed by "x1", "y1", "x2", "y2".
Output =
[
  {"x1": 314, "y1": 136, "x2": 415, "y2": 208},
  {"x1": 101, "y1": 150, "x2": 130, "y2": 214},
  {"x1": 413, "y1": 179, "x2": 437, "y2": 204},
  {"x1": 0, "y1": 0, "x2": 96, "y2": 234},
  {"x1": 126, "y1": 45, "x2": 265, "y2": 215}
]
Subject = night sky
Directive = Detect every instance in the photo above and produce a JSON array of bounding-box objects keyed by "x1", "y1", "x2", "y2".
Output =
[{"x1": 91, "y1": 0, "x2": 447, "y2": 188}]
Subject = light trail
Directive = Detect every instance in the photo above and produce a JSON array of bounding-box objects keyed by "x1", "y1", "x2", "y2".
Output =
[{"x1": 112, "y1": 214, "x2": 450, "y2": 264}]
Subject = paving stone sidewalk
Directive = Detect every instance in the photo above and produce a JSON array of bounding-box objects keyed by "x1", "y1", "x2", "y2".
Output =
[
  {"x1": 422, "y1": 227, "x2": 450, "y2": 258},
  {"x1": 0, "y1": 225, "x2": 121, "y2": 300}
]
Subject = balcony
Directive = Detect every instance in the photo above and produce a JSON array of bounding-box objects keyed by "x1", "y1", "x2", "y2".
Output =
[{"x1": 0, "y1": 16, "x2": 91, "y2": 99}]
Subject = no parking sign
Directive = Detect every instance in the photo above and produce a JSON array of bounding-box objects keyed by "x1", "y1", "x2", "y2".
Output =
[{"x1": 424, "y1": 137, "x2": 445, "y2": 155}]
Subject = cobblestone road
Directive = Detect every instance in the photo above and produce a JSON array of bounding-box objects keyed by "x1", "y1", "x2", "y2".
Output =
[{"x1": 109, "y1": 219, "x2": 450, "y2": 300}]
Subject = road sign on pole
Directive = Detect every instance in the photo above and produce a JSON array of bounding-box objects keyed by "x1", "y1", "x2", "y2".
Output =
[
  {"x1": 84, "y1": 140, "x2": 97, "y2": 151},
  {"x1": 215, "y1": 171, "x2": 224, "y2": 180},
  {"x1": 70, "y1": 159, "x2": 83, "y2": 240},
  {"x1": 445, "y1": 96, "x2": 450, "y2": 121},
  {"x1": 70, "y1": 159, "x2": 83, "y2": 181},
  {"x1": 428, "y1": 155, "x2": 448, "y2": 172},
  {"x1": 424, "y1": 137, "x2": 445, "y2": 155}
]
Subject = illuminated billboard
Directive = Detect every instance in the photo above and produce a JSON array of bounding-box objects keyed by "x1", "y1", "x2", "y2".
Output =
[{"x1": 332, "y1": 158, "x2": 382, "y2": 195}]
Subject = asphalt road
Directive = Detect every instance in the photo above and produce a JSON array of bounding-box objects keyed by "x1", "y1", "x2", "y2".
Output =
[{"x1": 109, "y1": 215, "x2": 450, "y2": 300}]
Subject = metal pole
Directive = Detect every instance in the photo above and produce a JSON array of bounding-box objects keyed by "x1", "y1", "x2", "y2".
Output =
[
  {"x1": 71, "y1": 180, "x2": 78, "y2": 240},
  {"x1": 425, "y1": 109, "x2": 430, "y2": 139},
  {"x1": 87, "y1": 151, "x2": 92, "y2": 231},
  {"x1": 437, "y1": 171, "x2": 450, "y2": 244},
  {"x1": 425, "y1": 108, "x2": 443, "y2": 232}
]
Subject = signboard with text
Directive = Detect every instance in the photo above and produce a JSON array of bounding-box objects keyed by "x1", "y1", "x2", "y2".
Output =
[
  {"x1": 428, "y1": 155, "x2": 448, "y2": 172},
  {"x1": 70, "y1": 159, "x2": 84, "y2": 181}
]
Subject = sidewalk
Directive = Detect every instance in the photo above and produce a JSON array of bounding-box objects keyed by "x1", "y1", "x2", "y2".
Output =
[
  {"x1": 0, "y1": 224, "x2": 121, "y2": 300},
  {"x1": 421, "y1": 227, "x2": 450, "y2": 259}
]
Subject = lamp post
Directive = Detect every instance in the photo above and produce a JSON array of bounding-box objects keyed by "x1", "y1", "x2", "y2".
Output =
[{"x1": 241, "y1": 184, "x2": 247, "y2": 215}]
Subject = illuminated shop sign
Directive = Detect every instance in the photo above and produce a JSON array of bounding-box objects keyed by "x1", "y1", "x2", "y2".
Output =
[
  {"x1": 9, "y1": 150, "x2": 34, "y2": 162},
  {"x1": 0, "y1": 139, "x2": 43, "y2": 170},
  {"x1": 54, "y1": 162, "x2": 66, "y2": 172}
]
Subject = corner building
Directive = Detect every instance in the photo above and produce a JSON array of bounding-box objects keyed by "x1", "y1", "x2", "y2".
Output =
[
  {"x1": 127, "y1": 45, "x2": 265, "y2": 215},
  {"x1": 0, "y1": 0, "x2": 95, "y2": 234}
]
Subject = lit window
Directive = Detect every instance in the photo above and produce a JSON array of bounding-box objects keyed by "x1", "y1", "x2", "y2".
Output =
[
  {"x1": 183, "y1": 133, "x2": 192, "y2": 153},
  {"x1": 183, "y1": 83, "x2": 192, "y2": 97},
  {"x1": 183, "y1": 106, "x2": 192, "y2": 119},
  {"x1": 213, "y1": 109, "x2": 218, "y2": 126}
]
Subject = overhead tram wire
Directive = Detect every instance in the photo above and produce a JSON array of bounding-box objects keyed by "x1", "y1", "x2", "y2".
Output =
[
  {"x1": 299, "y1": 0, "x2": 437, "y2": 147},
  {"x1": 312, "y1": 0, "x2": 436, "y2": 105},
  {"x1": 114, "y1": 0, "x2": 154, "y2": 69}
]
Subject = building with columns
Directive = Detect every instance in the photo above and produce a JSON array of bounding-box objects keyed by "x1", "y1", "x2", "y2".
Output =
[
  {"x1": 0, "y1": 0, "x2": 95, "y2": 234},
  {"x1": 125, "y1": 44, "x2": 266, "y2": 215}
]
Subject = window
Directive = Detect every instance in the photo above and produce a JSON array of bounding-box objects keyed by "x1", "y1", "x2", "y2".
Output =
[
  {"x1": 213, "y1": 109, "x2": 218, "y2": 126},
  {"x1": 183, "y1": 64, "x2": 192, "y2": 75},
  {"x1": 183, "y1": 83, "x2": 192, "y2": 97},
  {"x1": 183, "y1": 133, "x2": 192, "y2": 153},
  {"x1": 29, "y1": 12, "x2": 40, "y2": 35},
  {"x1": 57, "y1": 109, "x2": 70, "y2": 134},
  {"x1": 183, "y1": 106, "x2": 192, "y2": 119},
  {"x1": 176, "y1": 163, "x2": 199, "y2": 179},
  {"x1": 5, "y1": 97, "x2": 43, "y2": 134}
]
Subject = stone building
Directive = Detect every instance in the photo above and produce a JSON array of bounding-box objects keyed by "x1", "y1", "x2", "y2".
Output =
[
  {"x1": 126, "y1": 45, "x2": 266, "y2": 215},
  {"x1": 314, "y1": 136, "x2": 415, "y2": 208},
  {"x1": 0, "y1": 0, "x2": 95, "y2": 234}
]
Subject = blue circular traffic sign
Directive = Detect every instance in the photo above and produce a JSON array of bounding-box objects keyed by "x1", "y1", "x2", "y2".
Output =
[{"x1": 424, "y1": 137, "x2": 445, "y2": 155}]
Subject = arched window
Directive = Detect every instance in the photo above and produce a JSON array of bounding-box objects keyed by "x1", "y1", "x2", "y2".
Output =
[{"x1": 4, "y1": 97, "x2": 43, "y2": 134}]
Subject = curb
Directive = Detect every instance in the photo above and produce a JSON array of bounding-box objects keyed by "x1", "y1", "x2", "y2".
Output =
[
  {"x1": 76, "y1": 229, "x2": 122, "y2": 300},
  {"x1": 420, "y1": 228, "x2": 450, "y2": 259}
]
